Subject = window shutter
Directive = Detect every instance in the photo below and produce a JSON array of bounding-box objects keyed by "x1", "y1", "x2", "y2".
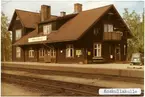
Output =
[
  {"x1": 68, "y1": 49, "x2": 71, "y2": 57},
  {"x1": 104, "y1": 24, "x2": 108, "y2": 32},
  {"x1": 48, "y1": 25, "x2": 52, "y2": 34},
  {"x1": 108, "y1": 24, "x2": 113, "y2": 32},
  {"x1": 43, "y1": 25, "x2": 48, "y2": 34}
]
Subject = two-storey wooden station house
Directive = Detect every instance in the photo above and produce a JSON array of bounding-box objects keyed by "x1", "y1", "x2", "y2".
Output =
[{"x1": 8, "y1": 3, "x2": 132, "y2": 64}]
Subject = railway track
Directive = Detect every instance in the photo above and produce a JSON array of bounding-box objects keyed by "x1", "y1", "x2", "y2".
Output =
[
  {"x1": 2, "y1": 63, "x2": 144, "y2": 96},
  {"x1": 2, "y1": 74, "x2": 100, "y2": 96},
  {"x1": 2, "y1": 66, "x2": 144, "y2": 84}
]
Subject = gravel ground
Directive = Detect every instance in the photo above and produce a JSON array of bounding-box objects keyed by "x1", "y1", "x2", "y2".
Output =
[
  {"x1": 2, "y1": 81, "x2": 41, "y2": 96},
  {"x1": 1, "y1": 79, "x2": 87, "y2": 96},
  {"x1": 2, "y1": 80, "x2": 71, "y2": 96}
]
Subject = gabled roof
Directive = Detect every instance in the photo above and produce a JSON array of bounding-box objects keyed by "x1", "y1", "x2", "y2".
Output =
[
  {"x1": 14, "y1": 29, "x2": 38, "y2": 46},
  {"x1": 39, "y1": 13, "x2": 77, "y2": 24},
  {"x1": 48, "y1": 4, "x2": 113, "y2": 42},
  {"x1": 13, "y1": 4, "x2": 132, "y2": 46},
  {"x1": 8, "y1": 9, "x2": 40, "y2": 30},
  {"x1": 15, "y1": 9, "x2": 41, "y2": 29},
  {"x1": 8, "y1": 9, "x2": 58, "y2": 30}
]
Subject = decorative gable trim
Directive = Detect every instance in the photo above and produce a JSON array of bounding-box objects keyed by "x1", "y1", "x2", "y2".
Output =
[{"x1": 8, "y1": 10, "x2": 24, "y2": 31}]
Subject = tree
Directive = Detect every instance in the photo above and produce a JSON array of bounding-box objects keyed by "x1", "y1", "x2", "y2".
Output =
[
  {"x1": 123, "y1": 9, "x2": 144, "y2": 60},
  {"x1": 1, "y1": 12, "x2": 12, "y2": 61}
]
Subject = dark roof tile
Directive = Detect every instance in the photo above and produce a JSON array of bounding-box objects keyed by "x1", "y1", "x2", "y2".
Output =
[
  {"x1": 14, "y1": 5, "x2": 112, "y2": 45},
  {"x1": 13, "y1": 4, "x2": 132, "y2": 46}
]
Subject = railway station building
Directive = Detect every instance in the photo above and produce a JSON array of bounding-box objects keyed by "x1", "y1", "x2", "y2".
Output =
[{"x1": 8, "y1": 3, "x2": 132, "y2": 63}]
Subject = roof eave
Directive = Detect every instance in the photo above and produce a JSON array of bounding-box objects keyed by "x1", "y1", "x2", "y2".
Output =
[
  {"x1": 8, "y1": 10, "x2": 16, "y2": 31},
  {"x1": 77, "y1": 5, "x2": 113, "y2": 40},
  {"x1": 111, "y1": 5, "x2": 133, "y2": 39},
  {"x1": 8, "y1": 10, "x2": 25, "y2": 31},
  {"x1": 13, "y1": 38, "x2": 77, "y2": 46}
]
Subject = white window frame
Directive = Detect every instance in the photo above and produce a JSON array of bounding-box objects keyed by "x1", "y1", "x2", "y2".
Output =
[
  {"x1": 47, "y1": 47, "x2": 56, "y2": 58},
  {"x1": 39, "y1": 48, "x2": 45, "y2": 58},
  {"x1": 16, "y1": 47, "x2": 21, "y2": 58},
  {"x1": 29, "y1": 49, "x2": 34, "y2": 58},
  {"x1": 43, "y1": 24, "x2": 52, "y2": 35},
  {"x1": 104, "y1": 24, "x2": 113, "y2": 32},
  {"x1": 93, "y1": 43, "x2": 102, "y2": 57},
  {"x1": 66, "y1": 45, "x2": 74, "y2": 58},
  {"x1": 50, "y1": 47, "x2": 56, "y2": 58},
  {"x1": 16, "y1": 29, "x2": 22, "y2": 40}
]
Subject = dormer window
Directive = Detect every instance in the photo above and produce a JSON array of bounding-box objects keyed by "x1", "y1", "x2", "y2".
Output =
[
  {"x1": 16, "y1": 29, "x2": 22, "y2": 40},
  {"x1": 104, "y1": 24, "x2": 113, "y2": 32},
  {"x1": 43, "y1": 24, "x2": 52, "y2": 35}
]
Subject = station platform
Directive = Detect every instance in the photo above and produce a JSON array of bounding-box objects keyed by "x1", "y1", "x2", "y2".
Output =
[{"x1": 2, "y1": 62, "x2": 144, "y2": 78}]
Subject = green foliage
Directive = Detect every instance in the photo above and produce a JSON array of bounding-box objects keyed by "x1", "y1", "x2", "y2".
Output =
[
  {"x1": 123, "y1": 8, "x2": 144, "y2": 60},
  {"x1": 1, "y1": 12, "x2": 12, "y2": 61}
]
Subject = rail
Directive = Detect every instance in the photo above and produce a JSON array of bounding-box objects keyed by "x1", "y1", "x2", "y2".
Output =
[
  {"x1": 103, "y1": 31, "x2": 122, "y2": 40},
  {"x1": 2, "y1": 75, "x2": 98, "y2": 96}
]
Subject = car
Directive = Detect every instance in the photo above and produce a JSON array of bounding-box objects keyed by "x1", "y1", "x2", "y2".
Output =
[{"x1": 130, "y1": 53, "x2": 144, "y2": 66}]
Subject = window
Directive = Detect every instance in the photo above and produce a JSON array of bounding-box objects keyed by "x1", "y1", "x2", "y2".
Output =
[
  {"x1": 39, "y1": 48, "x2": 45, "y2": 57},
  {"x1": 50, "y1": 48, "x2": 56, "y2": 58},
  {"x1": 16, "y1": 47, "x2": 21, "y2": 58},
  {"x1": 43, "y1": 24, "x2": 52, "y2": 35},
  {"x1": 47, "y1": 47, "x2": 56, "y2": 58},
  {"x1": 16, "y1": 29, "x2": 22, "y2": 40},
  {"x1": 94, "y1": 28, "x2": 99, "y2": 35},
  {"x1": 66, "y1": 45, "x2": 74, "y2": 58},
  {"x1": 104, "y1": 24, "x2": 113, "y2": 32},
  {"x1": 29, "y1": 49, "x2": 34, "y2": 58},
  {"x1": 93, "y1": 43, "x2": 102, "y2": 57}
]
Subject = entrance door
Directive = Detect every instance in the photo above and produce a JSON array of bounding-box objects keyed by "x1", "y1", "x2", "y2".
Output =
[
  {"x1": 48, "y1": 47, "x2": 56, "y2": 63},
  {"x1": 44, "y1": 49, "x2": 51, "y2": 63},
  {"x1": 115, "y1": 46, "x2": 121, "y2": 61}
]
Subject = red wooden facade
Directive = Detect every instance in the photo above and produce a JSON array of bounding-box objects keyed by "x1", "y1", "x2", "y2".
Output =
[{"x1": 9, "y1": 4, "x2": 132, "y2": 64}]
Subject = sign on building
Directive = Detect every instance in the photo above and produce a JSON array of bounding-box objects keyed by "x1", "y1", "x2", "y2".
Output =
[
  {"x1": 88, "y1": 51, "x2": 91, "y2": 55},
  {"x1": 76, "y1": 50, "x2": 82, "y2": 57},
  {"x1": 28, "y1": 36, "x2": 47, "y2": 42}
]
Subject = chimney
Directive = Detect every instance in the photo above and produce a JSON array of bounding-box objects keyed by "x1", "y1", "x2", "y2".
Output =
[
  {"x1": 60, "y1": 11, "x2": 66, "y2": 17},
  {"x1": 40, "y1": 5, "x2": 51, "y2": 22},
  {"x1": 74, "y1": 3, "x2": 82, "y2": 13}
]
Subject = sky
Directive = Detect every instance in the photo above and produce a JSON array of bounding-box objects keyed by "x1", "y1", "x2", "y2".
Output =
[{"x1": 1, "y1": 0, "x2": 144, "y2": 22}]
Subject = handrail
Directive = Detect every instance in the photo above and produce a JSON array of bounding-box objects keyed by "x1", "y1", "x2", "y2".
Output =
[{"x1": 103, "y1": 31, "x2": 122, "y2": 40}]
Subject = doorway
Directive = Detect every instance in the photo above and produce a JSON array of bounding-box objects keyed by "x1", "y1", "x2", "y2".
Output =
[
  {"x1": 46, "y1": 47, "x2": 56, "y2": 63},
  {"x1": 115, "y1": 46, "x2": 121, "y2": 61},
  {"x1": 44, "y1": 49, "x2": 51, "y2": 63}
]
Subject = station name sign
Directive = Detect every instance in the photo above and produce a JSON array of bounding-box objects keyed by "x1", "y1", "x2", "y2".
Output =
[{"x1": 28, "y1": 36, "x2": 47, "y2": 42}]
